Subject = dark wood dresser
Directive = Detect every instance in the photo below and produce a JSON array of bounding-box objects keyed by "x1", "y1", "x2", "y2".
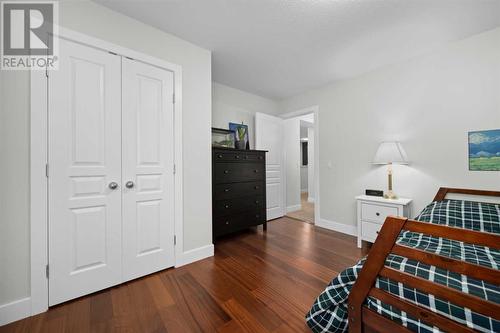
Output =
[{"x1": 212, "y1": 148, "x2": 267, "y2": 240}]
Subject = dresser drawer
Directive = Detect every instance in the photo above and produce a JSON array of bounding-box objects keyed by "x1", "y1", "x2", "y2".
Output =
[
  {"x1": 214, "y1": 162, "x2": 264, "y2": 183},
  {"x1": 361, "y1": 203, "x2": 398, "y2": 224},
  {"x1": 214, "y1": 210, "x2": 265, "y2": 236},
  {"x1": 214, "y1": 181, "x2": 264, "y2": 200},
  {"x1": 361, "y1": 221, "x2": 382, "y2": 242},
  {"x1": 214, "y1": 195, "x2": 264, "y2": 216},
  {"x1": 213, "y1": 151, "x2": 265, "y2": 162}
]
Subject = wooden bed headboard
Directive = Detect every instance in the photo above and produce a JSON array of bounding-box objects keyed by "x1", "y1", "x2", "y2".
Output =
[{"x1": 433, "y1": 187, "x2": 500, "y2": 202}]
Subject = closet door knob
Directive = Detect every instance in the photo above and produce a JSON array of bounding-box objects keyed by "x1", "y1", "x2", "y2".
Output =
[
  {"x1": 125, "y1": 181, "x2": 134, "y2": 189},
  {"x1": 108, "y1": 182, "x2": 118, "y2": 190},
  {"x1": 224, "y1": 170, "x2": 230, "y2": 174}
]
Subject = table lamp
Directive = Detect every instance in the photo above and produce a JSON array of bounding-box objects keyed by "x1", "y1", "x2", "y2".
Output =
[{"x1": 372, "y1": 142, "x2": 409, "y2": 199}]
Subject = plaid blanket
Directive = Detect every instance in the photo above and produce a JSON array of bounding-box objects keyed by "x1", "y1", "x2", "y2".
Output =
[{"x1": 306, "y1": 199, "x2": 500, "y2": 333}]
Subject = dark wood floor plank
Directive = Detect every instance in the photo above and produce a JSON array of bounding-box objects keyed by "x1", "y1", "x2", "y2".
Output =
[
  {"x1": 109, "y1": 284, "x2": 142, "y2": 333},
  {"x1": 175, "y1": 272, "x2": 231, "y2": 331},
  {"x1": 240, "y1": 235, "x2": 339, "y2": 283},
  {"x1": 64, "y1": 297, "x2": 91, "y2": 333},
  {"x1": 126, "y1": 278, "x2": 167, "y2": 333},
  {"x1": 216, "y1": 319, "x2": 247, "y2": 333},
  {"x1": 184, "y1": 258, "x2": 284, "y2": 331},
  {"x1": 1, "y1": 217, "x2": 367, "y2": 333},
  {"x1": 223, "y1": 298, "x2": 269, "y2": 333}
]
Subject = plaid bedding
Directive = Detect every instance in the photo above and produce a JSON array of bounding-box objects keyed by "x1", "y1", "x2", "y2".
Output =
[{"x1": 306, "y1": 199, "x2": 500, "y2": 333}]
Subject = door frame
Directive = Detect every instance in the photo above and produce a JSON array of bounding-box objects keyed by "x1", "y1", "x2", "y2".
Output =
[
  {"x1": 280, "y1": 106, "x2": 320, "y2": 225},
  {"x1": 30, "y1": 26, "x2": 184, "y2": 316}
]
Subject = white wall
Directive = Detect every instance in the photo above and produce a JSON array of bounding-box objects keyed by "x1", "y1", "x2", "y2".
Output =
[
  {"x1": 307, "y1": 127, "x2": 315, "y2": 202},
  {"x1": 0, "y1": 0, "x2": 212, "y2": 307},
  {"x1": 284, "y1": 118, "x2": 301, "y2": 211},
  {"x1": 279, "y1": 27, "x2": 500, "y2": 231},
  {"x1": 0, "y1": 70, "x2": 31, "y2": 305},
  {"x1": 300, "y1": 165, "x2": 308, "y2": 192},
  {"x1": 212, "y1": 82, "x2": 280, "y2": 148}
]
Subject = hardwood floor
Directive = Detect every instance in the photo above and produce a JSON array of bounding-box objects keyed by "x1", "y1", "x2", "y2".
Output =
[
  {"x1": 1, "y1": 217, "x2": 368, "y2": 333},
  {"x1": 286, "y1": 193, "x2": 314, "y2": 224}
]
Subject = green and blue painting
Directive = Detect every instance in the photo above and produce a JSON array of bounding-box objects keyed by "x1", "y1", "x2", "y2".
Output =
[{"x1": 469, "y1": 129, "x2": 500, "y2": 171}]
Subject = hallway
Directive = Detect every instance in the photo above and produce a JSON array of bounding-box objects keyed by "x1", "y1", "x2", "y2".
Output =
[{"x1": 286, "y1": 192, "x2": 314, "y2": 224}]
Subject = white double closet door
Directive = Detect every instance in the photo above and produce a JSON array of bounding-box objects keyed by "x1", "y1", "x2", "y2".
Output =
[{"x1": 48, "y1": 38, "x2": 175, "y2": 306}]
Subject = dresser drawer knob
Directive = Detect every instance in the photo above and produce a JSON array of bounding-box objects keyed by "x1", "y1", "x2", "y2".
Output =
[
  {"x1": 244, "y1": 156, "x2": 249, "y2": 159},
  {"x1": 255, "y1": 214, "x2": 260, "y2": 218},
  {"x1": 225, "y1": 204, "x2": 230, "y2": 209},
  {"x1": 235, "y1": 155, "x2": 240, "y2": 159},
  {"x1": 254, "y1": 186, "x2": 260, "y2": 190},
  {"x1": 224, "y1": 170, "x2": 230, "y2": 174},
  {"x1": 225, "y1": 221, "x2": 230, "y2": 225},
  {"x1": 217, "y1": 154, "x2": 223, "y2": 158},
  {"x1": 224, "y1": 188, "x2": 231, "y2": 192},
  {"x1": 259, "y1": 156, "x2": 263, "y2": 160},
  {"x1": 255, "y1": 200, "x2": 259, "y2": 204},
  {"x1": 376, "y1": 212, "x2": 380, "y2": 216},
  {"x1": 254, "y1": 169, "x2": 259, "y2": 173}
]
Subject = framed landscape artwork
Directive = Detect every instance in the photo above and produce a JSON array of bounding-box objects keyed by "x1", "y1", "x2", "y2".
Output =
[{"x1": 468, "y1": 129, "x2": 500, "y2": 171}]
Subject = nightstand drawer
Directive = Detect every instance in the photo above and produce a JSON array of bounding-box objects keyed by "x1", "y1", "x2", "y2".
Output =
[
  {"x1": 361, "y1": 221, "x2": 382, "y2": 242},
  {"x1": 361, "y1": 203, "x2": 398, "y2": 224}
]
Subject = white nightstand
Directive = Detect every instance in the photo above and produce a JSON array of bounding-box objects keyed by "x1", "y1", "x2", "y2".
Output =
[{"x1": 356, "y1": 195, "x2": 412, "y2": 248}]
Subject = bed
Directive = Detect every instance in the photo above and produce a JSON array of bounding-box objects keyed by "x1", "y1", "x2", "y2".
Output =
[{"x1": 306, "y1": 188, "x2": 500, "y2": 333}]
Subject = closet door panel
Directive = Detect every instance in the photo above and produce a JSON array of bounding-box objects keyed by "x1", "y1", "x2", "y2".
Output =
[
  {"x1": 48, "y1": 38, "x2": 122, "y2": 305},
  {"x1": 122, "y1": 58, "x2": 175, "y2": 281}
]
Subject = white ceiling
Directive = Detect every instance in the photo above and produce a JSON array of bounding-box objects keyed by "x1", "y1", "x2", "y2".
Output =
[{"x1": 95, "y1": 0, "x2": 500, "y2": 100}]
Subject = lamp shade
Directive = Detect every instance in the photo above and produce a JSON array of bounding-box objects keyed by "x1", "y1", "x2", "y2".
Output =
[{"x1": 372, "y1": 141, "x2": 409, "y2": 165}]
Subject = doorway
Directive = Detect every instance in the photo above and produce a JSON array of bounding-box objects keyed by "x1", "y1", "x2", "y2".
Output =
[
  {"x1": 283, "y1": 112, "x2": 316, "y2": 224},
  {"x1": 254, "y1": 106, "x2": 319, "y2": 225}
]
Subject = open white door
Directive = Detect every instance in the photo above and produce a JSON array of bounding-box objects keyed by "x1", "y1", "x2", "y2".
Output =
[{"x1": 255, "y1": 113, "x2": 285, "y2": 220}]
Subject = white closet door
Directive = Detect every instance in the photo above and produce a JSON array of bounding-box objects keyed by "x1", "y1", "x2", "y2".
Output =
[
  {"x1": 48, "y1": 38, "x2": 122, "y2": 305},
  {"x1": 122, "y1": 58, "x2": 175, "y2": 281},
  {"x1": 255, "y1": 112, "x2": 285, "y2": 220}
]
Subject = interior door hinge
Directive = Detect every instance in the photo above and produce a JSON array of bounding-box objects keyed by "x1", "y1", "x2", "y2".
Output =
[
  {"x1": 172, "y1": 93, "x2": 175, "y2": 104},
  {"x1": 45, "y1": 67, "x2": 48, "y2": 78},
  {"x1": 173, "y1": 164, "x2": 176, "y2": 174},
  {"x1": 46, "y1": 264, "x2": 49, "y2": 279},
  {"x1": 45, "y1": 164, "x2": 49, "y2": 178},
  {"x1": 174, "y1": 235, "x2": 176, "y2": 245}
]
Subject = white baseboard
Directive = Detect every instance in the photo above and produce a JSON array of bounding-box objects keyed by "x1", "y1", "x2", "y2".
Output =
[
  {"x1": 307, "y1": 197, "x2": 315, "y2": 203},
  {"x1": 316, "y1": 218, "x2": 357, "y2": 236},
  {"x1": 176, "y1": 244, "x2": 214, "y2": 267},
  {"x1": 286, "y1": 204, "x2": 302, "y2": 213},
  {"x1": 0, "y1": 297, "x2": 31, "y2": 326}
]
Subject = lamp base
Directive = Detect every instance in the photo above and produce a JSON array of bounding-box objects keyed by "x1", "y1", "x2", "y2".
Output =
[{"x1": 384, "y1": 191, "x2": 398, "y2": 199}]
